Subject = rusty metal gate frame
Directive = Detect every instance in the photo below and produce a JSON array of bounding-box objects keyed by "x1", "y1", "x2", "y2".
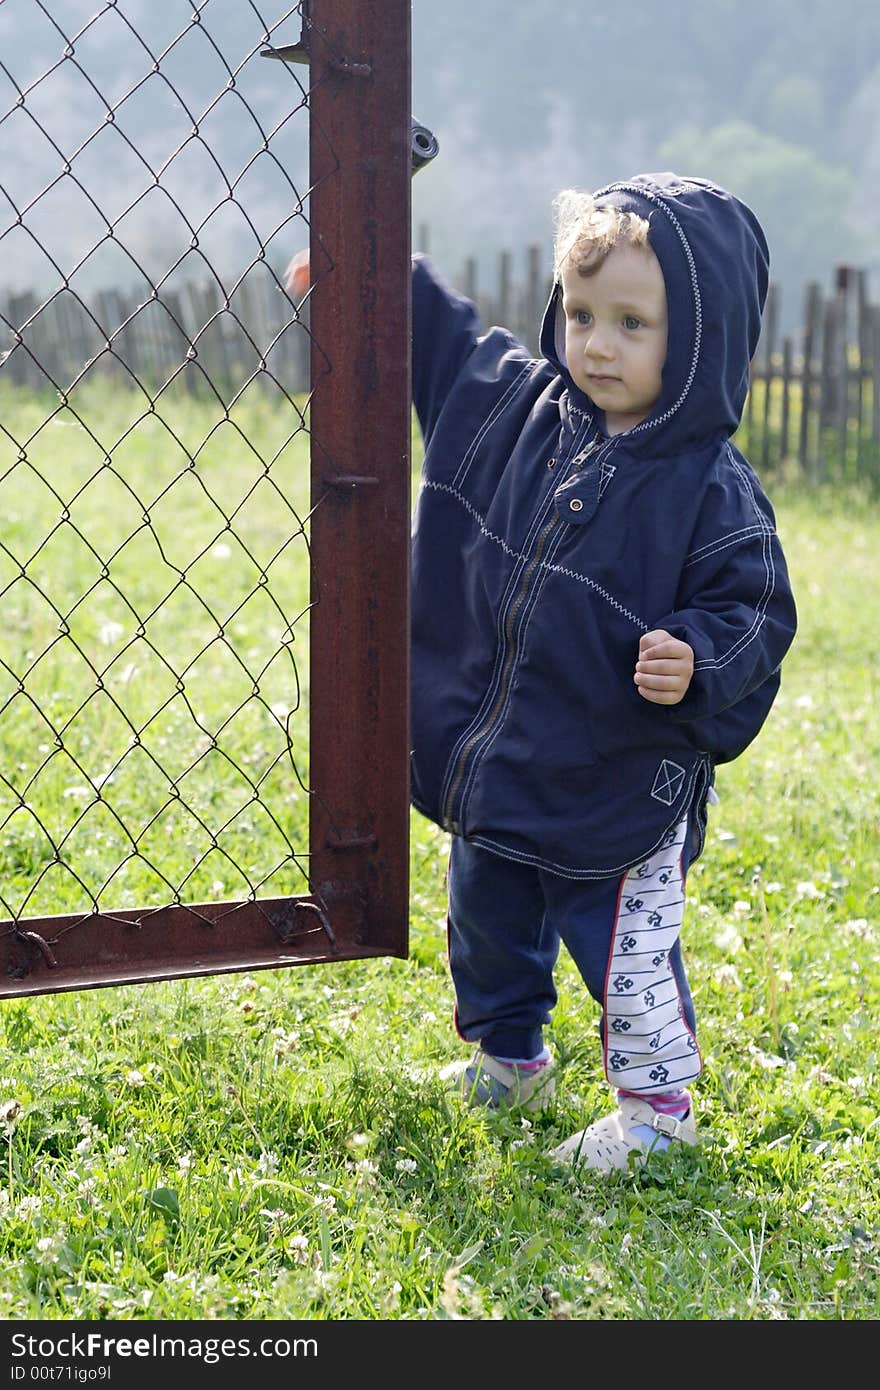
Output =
[{"x1": 0, "y1": 0, "x2": 412, "y2": 997}]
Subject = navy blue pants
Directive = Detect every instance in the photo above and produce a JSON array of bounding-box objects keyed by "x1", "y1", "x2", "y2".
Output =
[{"x1": 446, "y1": 815, "x2": 702, "y2": 1094}]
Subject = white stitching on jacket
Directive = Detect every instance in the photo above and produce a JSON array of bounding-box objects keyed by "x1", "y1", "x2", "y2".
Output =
[
  {"x1": 468, "y1": 761, "x2": 706, "y2": 879},
  {"x1": 436, "y1": 431, "x2": 579, "y2": 816},
  {"x1": 422, "y1": 478, "x2": 649, "y2": 631},
  {"x1": 446, "y1": 420, "x2": 594, "y2": 816},
  {"x1": 684, "y1": 523, "x2": 771, "y2": 567},
  {"x1": 452, "y1": 359, "x2": 537, "y2": 488},
  {"x1": 691, "y1": 447, "x2": 775, "y2": 671}
]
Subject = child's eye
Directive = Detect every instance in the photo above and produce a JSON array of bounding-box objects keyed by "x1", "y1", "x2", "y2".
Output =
[
  {"x1": 622, "y1": 315, "x2": 642, "y2": 330},
  {"x1": 575, "y1": 309, "x2": 592, "y2": 326}
]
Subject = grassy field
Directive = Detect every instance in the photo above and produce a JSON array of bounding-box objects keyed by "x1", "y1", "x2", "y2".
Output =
[
  {"x1": 0, "y1": 382, "x2": 878, "y2": 1321},
  {"x1": 0, "y1": 381, "x2": 314, "y2": 916}
]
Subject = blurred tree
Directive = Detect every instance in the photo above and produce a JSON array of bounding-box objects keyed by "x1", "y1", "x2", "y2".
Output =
[{"x1": 659, "y1": 122, "x2": 865, "y2": 332}]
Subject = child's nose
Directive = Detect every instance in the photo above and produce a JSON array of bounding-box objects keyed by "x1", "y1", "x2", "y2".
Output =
[{"x1": 585, "y1": 327, "x2": 613, "y2": 360}]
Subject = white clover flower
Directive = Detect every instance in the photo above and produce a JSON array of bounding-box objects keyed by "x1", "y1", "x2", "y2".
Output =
[
  {"x1": 177, "y1": 1154, "x2": 193, "y2": 1173},
  {"x1": 715, "y1": 963, "x2": 743, "y2": 988},
  {"x1": 259, "y1": 1207, "x2": 287, "y2": 1229},
  {"x1": 795, "y1": 881, "x2": 823, "y2": 899},
  {"x1": 272, "y1": 1030, "x2": 299, "y2": 1058},
  {"x1": 344, "y1": 1132, "x2": 370, "y2": 1153},
  {"x1": 383, "y1": 1280, "x2": 403, "y2": 1312},
  {"x1": 353, "y1": 1158, "x2": 378, "y2": 1188},
  {"x1": 748, "y1": 1043, "x2": 786, "y2": 1070},
  {"x1": 714, "y1": 923, "x2": 743, "y2": 954},
  {"x1": 732, "y1": 900, "x2": 751, "y2": 917},
  {"x1": 287, "y1": 1234, "x2": 310, "y2": 1265},
  {"x1": 35, "y1": 1231, "x2": 65, "y2": 1265},
  {"x1": 842, "y1": 918, "x2": 873, "y2": 939},
  {"x1": 0, "y1": 1099, "x2": 24, "y2": 1131},
  {"x1": 15, "y1": 1195, "x2": 41, "y2": 1218},
  {"x1": 256, "y1": 1151, "x2": 279, "y2": 1177},
  {"x1": 124, "y1": 1070, "x2": 146, "y2": 1088},
  {"x1": 395, "y1": 1157, "x2": 417, "y2": 1174},
  {"x1": 99, "y1": 621, "x2": 125, "y2": 646}
]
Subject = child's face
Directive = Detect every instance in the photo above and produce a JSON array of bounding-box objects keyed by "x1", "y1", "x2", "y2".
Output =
[{"x1": 560, "y1": 239, "x2": 668, "y2": 435}]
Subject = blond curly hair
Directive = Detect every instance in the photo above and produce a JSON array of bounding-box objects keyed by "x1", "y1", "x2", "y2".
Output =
[{"x1": 553, "y1": 189, "x2": 650, "y2": 281}]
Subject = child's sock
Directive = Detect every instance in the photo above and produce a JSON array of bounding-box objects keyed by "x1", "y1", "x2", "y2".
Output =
[
  {"x1": 618, "y1": 1087, "x2": 691, "y2": 1151},
  {"x1": 492, "y1": 1045, "x2": 552, "y2": 1073}
]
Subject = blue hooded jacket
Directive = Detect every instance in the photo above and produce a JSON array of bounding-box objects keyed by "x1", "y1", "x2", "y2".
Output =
[{"x1": 410, "y1": 172, "x2": 797, "y2": 879}]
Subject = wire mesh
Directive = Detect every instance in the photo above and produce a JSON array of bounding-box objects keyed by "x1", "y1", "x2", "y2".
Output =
[{"x1": 0, "y1": 0, "x2": 411, "y2": 993}]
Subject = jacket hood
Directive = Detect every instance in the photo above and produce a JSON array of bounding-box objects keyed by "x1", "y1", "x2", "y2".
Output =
[{"x1": 538, "y1": 172, "x2": 770, "y2": 454}]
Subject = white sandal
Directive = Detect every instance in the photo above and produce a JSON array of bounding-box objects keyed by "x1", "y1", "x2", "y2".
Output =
[
  {"x1": 549, "y1": 1095, "x2": 698, "y2": 1172},
  {"x1": 439, "y1": 1048, "x2": 556, "y2": 1113}
]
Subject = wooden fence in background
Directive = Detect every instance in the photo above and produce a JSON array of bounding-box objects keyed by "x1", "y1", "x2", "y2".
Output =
[
  {"x1": 416, "y1": 226, "x2": 880, "y2": 485},
  {"x1": 0, "y1": 271, "x2": 309, "y2": 403},
  {"x1": 4, "y1": 242, "x2": 879, "y2": 484}
]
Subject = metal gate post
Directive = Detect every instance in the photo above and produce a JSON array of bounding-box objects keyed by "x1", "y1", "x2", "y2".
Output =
[{"x1": 306, "y1": 0, "x2": 412, "y2": 954}]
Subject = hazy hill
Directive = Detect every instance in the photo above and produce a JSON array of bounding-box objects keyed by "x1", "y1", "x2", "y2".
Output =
[
  {"x1": 411, "y1": 0, "x2": 880, "y2": 329},
  {"x1": 2, "y1": 0, "x2": 877, "y2": 335}
]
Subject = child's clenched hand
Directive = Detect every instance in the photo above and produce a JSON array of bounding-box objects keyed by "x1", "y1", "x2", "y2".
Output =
[{"x1": 634, "y1": 629, "x2": 695, "y2": 705}]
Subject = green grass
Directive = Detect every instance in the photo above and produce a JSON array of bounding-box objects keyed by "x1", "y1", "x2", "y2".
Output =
[
  {"x1": 737, "y1": 374, "x2": 880, "y2": 489},
  {"x1": 0, "y1": 383, "x2": 878, "y2": 1320},
  {"x1": 0, "y1": 380, "x2": 313, "y2": 915}
]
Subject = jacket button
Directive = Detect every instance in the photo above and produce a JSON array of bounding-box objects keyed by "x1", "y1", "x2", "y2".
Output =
[{"x1": 569, "y1": 498, "x2": 583, "y2": 512}]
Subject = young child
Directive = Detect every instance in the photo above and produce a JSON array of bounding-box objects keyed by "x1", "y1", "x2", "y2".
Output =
[{"x1": 407, "y1": 172, "x2": 798, "y2": 1171}]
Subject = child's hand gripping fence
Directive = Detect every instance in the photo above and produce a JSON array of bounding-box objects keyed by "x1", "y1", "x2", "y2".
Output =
[{"x1": 0, "y1": 0, "x2": 413, "y2": 996}]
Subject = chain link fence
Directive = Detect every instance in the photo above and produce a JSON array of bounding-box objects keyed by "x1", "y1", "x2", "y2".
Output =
[{"x1": 0, "y1": 0, "x2": 412, "y2": 995}]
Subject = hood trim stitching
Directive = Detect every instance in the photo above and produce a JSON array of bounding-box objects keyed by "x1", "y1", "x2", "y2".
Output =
[{"x1": 593, "y1": 182, "x2": 702, "y2": 438}]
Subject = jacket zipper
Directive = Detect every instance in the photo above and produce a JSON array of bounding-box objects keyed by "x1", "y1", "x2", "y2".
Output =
[{"x1": 441, "y1": 509, "x2": 561, "y2": 831}]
